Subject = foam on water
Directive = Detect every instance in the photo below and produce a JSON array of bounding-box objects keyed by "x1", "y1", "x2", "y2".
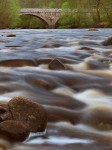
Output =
[
  {"x1": 73, "y1": 89, "x2": 112, "y2": 106},
  {"x1": 54, "y1": 122, "x2": 112, "y2": 137},
  {"x1": 66, "y1": 62, "x2": 89, "y2": 71},
  {"x1": 26, "y1": 136, "x2": 94, "y2": 145},
  {"x1": 52, "y1": 87, "x2": 75, "y2": 97}
]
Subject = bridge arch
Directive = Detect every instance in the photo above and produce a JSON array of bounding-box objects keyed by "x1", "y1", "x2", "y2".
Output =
[
  {"x1": 20, "y1": 9, "x2": 63, "y2": 28},
  {"x1": 20, "y1": 13, "x2": 49, "y2": 28}
]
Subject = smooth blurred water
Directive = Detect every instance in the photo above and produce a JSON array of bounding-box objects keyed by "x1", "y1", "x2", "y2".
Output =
[{"x1": 0, "y1": 29, "x2": 112, "y2": 150}]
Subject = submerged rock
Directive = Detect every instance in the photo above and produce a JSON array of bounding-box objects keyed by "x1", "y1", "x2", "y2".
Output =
[
  {"x1": 8, "y1": 97, "x2": 47, "y2": 132},
  {"x1": 78, "y1": 47, "x2": 94, "y2": 51},
  {"x1": 41, "y1": 44, "x2": 61, "y2": 48},
  {"x1": 88, "y1": 28, "x2": 99, "y2": 31},
  {"x1": 0, "y1": 59, "x2": 36, "y2": 67},
  {"x1": 87, "y1": 60, "x2": 109, "y2": 70}
]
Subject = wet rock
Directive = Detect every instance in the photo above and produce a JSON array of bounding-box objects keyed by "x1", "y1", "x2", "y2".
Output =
[
  {"x1": 0, "y1": 120, "x2": 29, "y2": 142},
  {"x1": 37, "y1": 57, "x2": 79, "y2": 65},
  {"x1": 48, "y1": 59, "x2": 66, "y2": 70},
  {"x1": 0, "y1": 59, "x2": 36, "y2": 67},
  {"x1": 41, "y1": 45, "x2": 54, "y2": 48},
  {"x1": 41, "y1": 44, "x2": 61, "y2": 48},
  {"x1": 37, "y1": 58, "x2": 53, "y2": 65},
  {"x1": 102, "y1": 36, "x2": 112, "y2": 46},
  {"x1": 8, "y1": 97, "x2": 47, "y2": 132},
  {"x1": 6, "y1": 33, "x2": 16, "y2": 37},
  {"x1": 78, "y1": 47, "x2": 94, "y2": 51},
  {"x1": 88, "y1": 28, "x2": 99, "y2": 31},
  {"x1": 0, "y1": 104, "x2": 12, "y2": 122}
]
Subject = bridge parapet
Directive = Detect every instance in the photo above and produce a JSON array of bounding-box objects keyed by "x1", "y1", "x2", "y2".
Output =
[{"x1": 21, "y1": 8, "x2": 62, "y2": 13}]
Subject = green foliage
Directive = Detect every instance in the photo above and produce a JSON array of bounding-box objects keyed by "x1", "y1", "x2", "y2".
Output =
[
  {"x1": 48, "y1": 2, "x2": 55, "y2": 8},
  {"x1": 18, "y1": 16, "x2": 46, "y2": 29},
  {"x1": 61, "y1": 1, "x2": 70, "y2": 9},
  {"x1": 0, "y1": 0, "x2": 112, "y2": 29},
  {"x1": 57, "y1": 14, "x2": 75, "y2": 28},
  {"x1": 0, "y1": 0, "x2": 20, "y2": 29}
]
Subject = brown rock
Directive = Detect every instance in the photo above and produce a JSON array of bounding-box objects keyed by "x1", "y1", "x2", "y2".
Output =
[
  {"x1": 0, "y1": 120, "x2": 29, "y2": 142},
  {"x1": 41, "y1": 45, "x2": 54, "y2": 48},
  {"x1": 102, "y1": 37, "x2": 112, "y2": 46},
  {"x1": 0, "y1": 104, "x2": 12, "y2": 122},
  {"x1": 78, "y1": 47, "x2": 94, "y2": 51},
  {"x1": 8, "y1": 97, "x2": 47, "y2": 132},
  {"x1": 6, "y1": 33, "x2": 16, "y2": 37},
  {"x1": 41, "y1": 44, "x2": 61, "y2": 48},
  {"x1": 0, "y1": 59, "x2": 36, "y2": 67},
  {"x1": 37, "y1": 58, "x2": 53, "y2": 65},
  {"x1": 48, "y1": 59, "x2": 66, "y2": 70}
]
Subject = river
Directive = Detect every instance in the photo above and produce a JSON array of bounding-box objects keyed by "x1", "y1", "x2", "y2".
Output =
[{"x1": 0, "y1": 29, "x2": 112, "y2": 150}]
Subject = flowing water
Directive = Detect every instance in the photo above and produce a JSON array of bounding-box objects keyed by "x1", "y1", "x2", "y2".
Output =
[{"x1": 0, "y1": 29, "x2": 112, "y2": 150}]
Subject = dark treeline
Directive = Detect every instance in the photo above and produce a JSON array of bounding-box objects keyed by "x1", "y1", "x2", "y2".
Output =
[{"x1": 0, "y1": 0, "x2": 112, "y2": 29}]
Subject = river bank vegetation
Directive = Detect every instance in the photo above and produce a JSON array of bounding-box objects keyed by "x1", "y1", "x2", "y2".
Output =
[{"x1": 0, "y1": 0, "x2": 112, "y2": 29}]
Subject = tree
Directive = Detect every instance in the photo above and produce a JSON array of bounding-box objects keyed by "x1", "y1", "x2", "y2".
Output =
[
  {"x1": 48, "y1": 2, "x2": 55, "y2": 8},
  {"x1": 0, "y1": 0, "x2": 20, "y2": 28}
]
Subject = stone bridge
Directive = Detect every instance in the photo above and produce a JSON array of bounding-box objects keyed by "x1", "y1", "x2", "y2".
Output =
[{"x1": 20, "y1": 8, "x2": 73, "y2": 28}]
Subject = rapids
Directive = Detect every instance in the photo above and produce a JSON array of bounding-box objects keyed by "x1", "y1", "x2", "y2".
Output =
[{"x1": 0, "y1": 29, "x2": 112, "y2": 150}]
